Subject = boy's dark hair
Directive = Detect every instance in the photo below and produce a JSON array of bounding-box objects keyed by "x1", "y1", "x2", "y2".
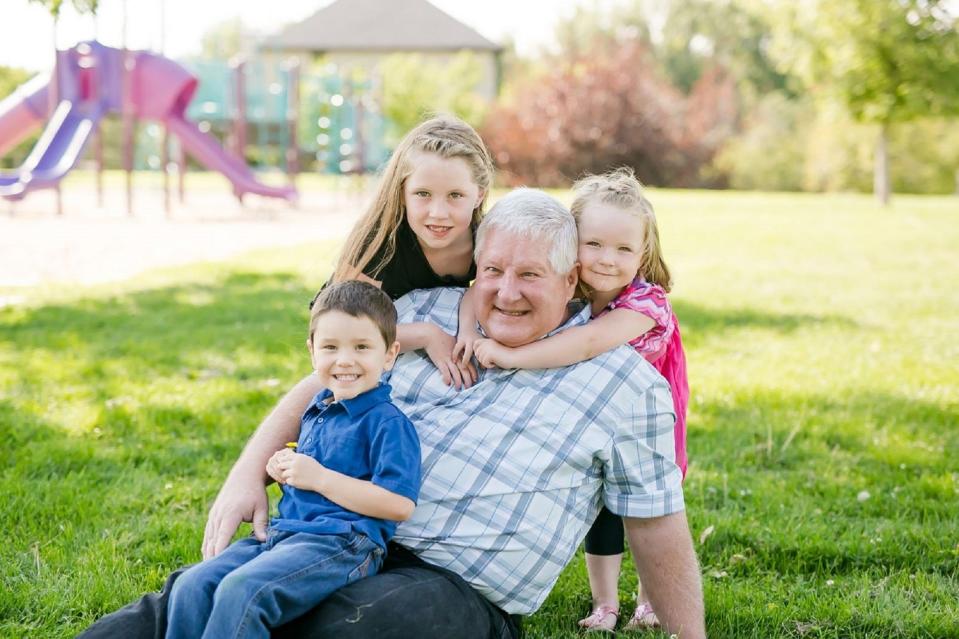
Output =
[{"x1": 308, "y1": 280, "x2": 397, "y2": 346}]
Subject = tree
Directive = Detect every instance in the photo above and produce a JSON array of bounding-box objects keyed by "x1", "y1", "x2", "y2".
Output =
[
  {"x1": 481, "y1": 38, "x2": 736, "y2": 187},
  {"x1": 27, "y1": 0, "x2": 98, "y2": 17},
  {"x1": 761, "y1": 0, "x2": 959, "y2": 204},
  {"x1": 199, "y1": 18, "x2": 248, "y2": 60},
  {"x1": 379, "y1": 52, "x2": 489, "y2": 145},
  {"x1": 654, "y1": 0, "x2": 791, "y2": 99}
]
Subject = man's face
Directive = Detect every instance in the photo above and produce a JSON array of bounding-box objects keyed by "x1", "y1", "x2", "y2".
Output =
[{"x1": 473, "y1": 228, "x2": 578, "y2": 347}]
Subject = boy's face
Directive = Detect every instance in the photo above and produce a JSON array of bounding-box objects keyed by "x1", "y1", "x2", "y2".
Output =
[{"x1": 308, "y1": 310, "x2": 400, "y2": 401}]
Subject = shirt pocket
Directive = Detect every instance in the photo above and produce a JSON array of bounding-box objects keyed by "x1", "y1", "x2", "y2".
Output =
[{"x1": 317, "y1": 430, "x2": 369, "y2": 477}]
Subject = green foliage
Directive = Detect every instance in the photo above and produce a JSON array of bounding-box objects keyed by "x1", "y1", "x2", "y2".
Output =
[
  {"x1": 0, "y1": 65, "x2": 39, "y2": 170},
  {"x1": 713, "y1": 92, "x2": 810, "y2": 191},
  {"x1": 26, "y1": 0, "x2": 98, "y2": 18},
  {"x1": 2, "y1": 192, "x2": 958, "y2": 637},
  {"x1": 549, "y1": 0, "x2": 787, "y2": 100},
  {"x1": 716, "y1": 97, "x2": 959, "y2": 194},
  {"x1": 655, "y1": 0, "x2": 790, "y2": 98},
  {"x1": 762, "y1": 0, "x2": 959, "y2": 125},
  {"x1": 483, "y1": 38, "x2": 737, "y2": 188},
  {"x1": 888, "y1": 119, "x2": 959, "y2": 194},
  {"x1": 0, "y1": 65, "x2": 31, "y2": 100},
  {"x1": 199, "y1": 18, "x2": 247, "y2": 61},
  {"x1": 379, "y1": 52, "x2": 489, "y2": 146}
]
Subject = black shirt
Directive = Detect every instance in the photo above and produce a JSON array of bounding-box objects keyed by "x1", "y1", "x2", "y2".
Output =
[{"x1": 362, "y1": 221, "x2": 476, "y2": 300}]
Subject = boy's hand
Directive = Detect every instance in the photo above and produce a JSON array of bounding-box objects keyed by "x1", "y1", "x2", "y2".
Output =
[
  {"x1": 266, "y1": 449, "x2": 289, "y2": 485},
  {"x1": 473, "y1": 338, "x2": 516, "y2": 369},
  {"x1": 275, "y1": 450, "x2": 326, "y2": 492},
  {"x1": 425, "y1": 325, "x2": 477, "y2": 390}
]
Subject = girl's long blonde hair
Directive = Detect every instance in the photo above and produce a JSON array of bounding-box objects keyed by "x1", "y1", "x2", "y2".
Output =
[
  {"x1": 332, "y1": 115, "x2": 494, "y2": 282},
  {"x1": 571, "y1": 167, "x2": 673, "y2": 292}
]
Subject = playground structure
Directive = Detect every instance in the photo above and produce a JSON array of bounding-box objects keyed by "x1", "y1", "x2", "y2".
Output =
[{"x1": 0, "y1": 40, "x2": 298, "y2": 212}]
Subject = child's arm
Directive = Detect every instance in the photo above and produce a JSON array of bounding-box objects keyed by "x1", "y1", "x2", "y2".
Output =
[
  {"x1": 473, "y1": 308, "x2": 656, "y2": 369},
  {"x1": 452, "y1": 286, "x2": 482, "y2": 364},
  {"x1": 271, "y1": 448, "x2": 415, "y2": 521},
  {"x1": 396, "y1": 321, "x2": 477, "y2": 390}
]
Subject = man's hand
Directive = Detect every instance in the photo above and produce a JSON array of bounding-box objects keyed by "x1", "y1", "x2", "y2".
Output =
[
  {"x1": 424, "y1": 324, "x2": 477, "y2": 390},
  {"x1": 201, "y1": 476, "x2": 269, "y2": 560},
  {"x1": 472, "y1": 338, "x2": 516, "y2": 369},
  {"x1": 275, "y1": 449, "x2": 326, "y2": 492}
]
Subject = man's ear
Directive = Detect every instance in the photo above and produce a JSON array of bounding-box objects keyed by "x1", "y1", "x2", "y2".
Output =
[
  {"x1": 383, "y1": 340, "x2": 402, "y2": 371},
  {"x1": 565, "y1": 263, "x2": 579, "y2": 297}
]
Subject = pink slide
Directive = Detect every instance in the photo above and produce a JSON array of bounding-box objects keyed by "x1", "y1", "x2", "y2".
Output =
[
  {"x1": 0, "y1": 41, "x2": 296, "y2": 202},
  {"x1": 0, "y1": 73, "x2": 49, "y2": 157}
]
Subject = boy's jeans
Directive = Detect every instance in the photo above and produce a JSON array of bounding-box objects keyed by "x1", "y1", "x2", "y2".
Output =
[{"x1": 165, "y1": 528, "x2": 382, "y2": 639}]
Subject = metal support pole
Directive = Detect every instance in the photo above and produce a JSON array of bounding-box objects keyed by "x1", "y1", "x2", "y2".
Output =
[
  {"x1": 121, "y1": 1, "x2": 134, "y2": 216},
  {"x1": 285, "y1": 58, "x2": 300, "y2": 191}
]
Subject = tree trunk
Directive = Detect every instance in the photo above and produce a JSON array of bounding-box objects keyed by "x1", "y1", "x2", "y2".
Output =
[{"x1": 874, "y1": 124, "x2": 890, "y2": 206}]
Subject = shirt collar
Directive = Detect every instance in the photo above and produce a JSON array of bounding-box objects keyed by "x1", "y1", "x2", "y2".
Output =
[{"x1": 314, "y1": 382, "x2": 394, "y2": 417}]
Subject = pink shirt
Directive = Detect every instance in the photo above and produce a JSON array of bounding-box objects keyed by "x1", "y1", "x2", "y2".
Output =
[{"x1": 598, "y1": 278, "x2": 689, "y2": 476}]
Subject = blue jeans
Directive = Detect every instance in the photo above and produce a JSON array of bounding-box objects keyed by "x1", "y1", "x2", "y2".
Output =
[
  {"x1": 78, "y1": 542, "x2": 520, "y2": 639},
  {"x1": 165, "y1": 529, "x2": 382, "y2": 639}
]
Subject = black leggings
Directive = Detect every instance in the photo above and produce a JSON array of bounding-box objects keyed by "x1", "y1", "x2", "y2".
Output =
[{"x1": 584, "y1": 506, "x2": 625, "y2": 556}]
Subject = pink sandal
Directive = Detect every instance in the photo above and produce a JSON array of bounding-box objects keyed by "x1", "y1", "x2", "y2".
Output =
[
  {"x1": 624, "y1": 602, "x2": 660, "y2": 630},
  {"x1": 578, "y1": 604, "x2": 620, "y2": 633}
]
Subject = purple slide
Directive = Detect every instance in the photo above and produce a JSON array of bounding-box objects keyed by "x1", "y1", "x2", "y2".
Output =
[
  {"x1": 0, "y1": 100, "x2": 102, "y2": 199},
  {"x1": 0, "y1": 41, "x2": 296, "y2": 202}
]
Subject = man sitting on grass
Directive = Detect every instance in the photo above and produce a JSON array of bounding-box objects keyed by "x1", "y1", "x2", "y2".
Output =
[{"x1": 79, "y1": 188, "x2": 705, "y2": 639}]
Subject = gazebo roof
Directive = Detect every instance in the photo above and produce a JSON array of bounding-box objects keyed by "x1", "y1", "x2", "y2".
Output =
[{"x1": 265, "y1": 0, "x2": 502, "y2": 52}]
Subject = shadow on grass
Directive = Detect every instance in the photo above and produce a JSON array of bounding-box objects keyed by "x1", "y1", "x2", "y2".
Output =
[
  {"x1": 672, "y1": 299, "x2": 858, "y2": 348},
  {"x1": 3, "y1": 277, "x2": 956, "y2": 638},
  {"x1": 0, "y1": 271, "x2": 314, "y2": 378}
]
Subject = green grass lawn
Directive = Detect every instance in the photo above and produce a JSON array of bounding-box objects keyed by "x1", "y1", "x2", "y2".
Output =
[{"x1": 2, "y1": 190, "x2": 957, "y2": 638}]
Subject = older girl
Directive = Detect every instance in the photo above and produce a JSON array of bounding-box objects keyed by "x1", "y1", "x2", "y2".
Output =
[{"x1": 328, "y1": 115, "x2": 494, "y2": 389}]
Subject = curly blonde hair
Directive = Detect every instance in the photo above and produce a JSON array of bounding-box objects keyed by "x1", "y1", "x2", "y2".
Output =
[{"x1": 570, "y1": 167, "x2": 672, "y2": 292}]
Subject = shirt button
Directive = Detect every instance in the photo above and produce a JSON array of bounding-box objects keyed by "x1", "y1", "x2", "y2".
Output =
[{"x1": 318, "y1": 418, "x2": 324, "y2": 423}]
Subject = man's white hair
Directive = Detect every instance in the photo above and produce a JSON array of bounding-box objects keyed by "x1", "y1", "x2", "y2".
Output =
[{"x1": 474, "y1": 188, "x2": 578, "y2": 274}]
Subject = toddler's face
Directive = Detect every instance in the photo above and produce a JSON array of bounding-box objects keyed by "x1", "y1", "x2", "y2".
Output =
[
  {"x1": 308, "y1": 311, "x2": 399, "y2": 401},
  {"x1": 404, "y1": 152, "x2": 483, "y2": 253},
  {"x1": 577, "y1": 203, "x2": 645, "y2": 294}
]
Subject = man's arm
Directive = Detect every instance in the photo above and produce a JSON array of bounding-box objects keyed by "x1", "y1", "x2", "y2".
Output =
[
  {"x1": 625, "y1": 512, "x2": 706, "y2": 638},
  {"x1": 201, "y1": 373, "x2": 324, "y2": 559}
]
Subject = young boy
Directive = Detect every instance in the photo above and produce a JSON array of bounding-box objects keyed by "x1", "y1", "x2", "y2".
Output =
[{"x1": 166, "y1": 280, "x2": 421, "y2": 639}]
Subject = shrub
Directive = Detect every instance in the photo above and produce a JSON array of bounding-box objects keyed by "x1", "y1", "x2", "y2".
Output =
[{"x1": 481, "y1": 40, "x2": 737, "y2": 188}]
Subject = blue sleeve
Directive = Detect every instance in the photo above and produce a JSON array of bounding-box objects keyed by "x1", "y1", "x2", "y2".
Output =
[{"x1": 368, "y1": 414, "x2": 421, "y2": 504}]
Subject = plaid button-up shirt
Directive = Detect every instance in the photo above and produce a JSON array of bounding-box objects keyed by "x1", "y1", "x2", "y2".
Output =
[{"x1": 389, "y1": 288, "x2": 684, "y2": 614}]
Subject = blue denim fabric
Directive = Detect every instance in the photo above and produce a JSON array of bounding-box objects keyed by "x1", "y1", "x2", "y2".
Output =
[{"x1": 165, "y1": 529, "x2": 382, "y2": 639}]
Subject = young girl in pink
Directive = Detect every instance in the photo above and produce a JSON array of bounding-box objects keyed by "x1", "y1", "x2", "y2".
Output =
[{"x1": 467, "y1": 168, "x2": 688, "y2": 632}]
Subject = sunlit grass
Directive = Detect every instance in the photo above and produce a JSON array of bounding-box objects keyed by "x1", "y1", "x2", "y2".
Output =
[{"x1": 1, "y1": 190, "x2": 957, "y2": 638}]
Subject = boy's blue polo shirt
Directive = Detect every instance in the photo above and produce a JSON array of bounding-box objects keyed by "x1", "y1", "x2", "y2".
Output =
[{"x1": 271, "y1": 382, "x2": 421, "y2": 550}]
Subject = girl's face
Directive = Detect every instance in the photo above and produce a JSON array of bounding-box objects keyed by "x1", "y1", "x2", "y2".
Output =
[
  {"x1": 577, "y1": 202, "x2": 645, "y2": 295},
  {"x1": 404, "y1": 153, "x2": 484, "y2": 252}
]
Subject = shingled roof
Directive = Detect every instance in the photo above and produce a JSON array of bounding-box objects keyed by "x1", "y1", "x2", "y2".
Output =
[{"x1": 265, "y1": 0, "x2": 501, "y2": 52}]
